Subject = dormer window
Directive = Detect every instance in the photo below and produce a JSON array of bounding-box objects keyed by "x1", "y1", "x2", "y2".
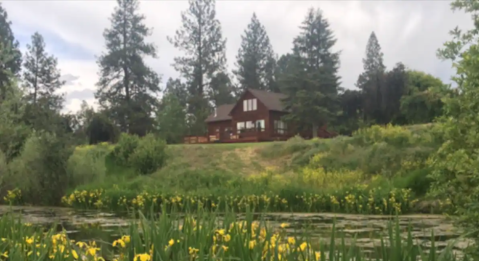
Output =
[
  {"x1": 243, "y1": 98, "x2": 257, "y2": 112},
  {"x1": 214, "y1": 107, "x2": 217, "y2": 117}
]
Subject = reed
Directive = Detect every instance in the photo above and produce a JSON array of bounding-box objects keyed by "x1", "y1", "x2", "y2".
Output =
[{"x1": 0, "y1": 207, "x2": 467, "y2": 261}]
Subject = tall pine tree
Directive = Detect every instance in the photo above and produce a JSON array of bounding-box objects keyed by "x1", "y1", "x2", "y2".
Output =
[
  {"x1": 164, "y1": 78, "x2": 188, "y2": 108},
  {"x1": 96, "y1": 0, "x2": 160, "y2": 136},
  {"x1": 23, "y1": 32, "x2": 65, "y2": 111},
  {"x1": 22, "y1": 32, "x2": 65, "y2": 132},
  {"x1": 168, "y1": 0, "x2": 227, "y2": 135},
  {"x1": 281, "y1": 8, "x2": 341, "y2": 137},
  {"x1": 234, "y1": 13, "x2": 276, "y2": 92},
  {"x1": 209, "y1": 72, "x2": 235, "y2": 106},
  {"x1": 356, "y1": 31, "x2": 386, "y2": 123},
  {"x1": 0, "y1": 3, "x2": 22, "y2": 102}
]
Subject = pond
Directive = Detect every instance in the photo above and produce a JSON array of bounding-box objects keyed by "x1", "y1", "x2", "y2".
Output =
[{"x1": 0, "y1": 205, "x2": 471, "y2": 256}]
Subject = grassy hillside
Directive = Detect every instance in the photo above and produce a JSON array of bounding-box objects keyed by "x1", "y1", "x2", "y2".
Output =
[{"x1": 55, "y1": 123, "x2": 447, "y2": 214}]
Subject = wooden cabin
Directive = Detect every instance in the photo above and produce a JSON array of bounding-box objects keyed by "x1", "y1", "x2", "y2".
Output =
[
  {"x1": 205, "y1": 89, "x2": 291, "y2": 143},
  {"x1": 184, "y1": 89, "x2": 336, "y2": 144}
]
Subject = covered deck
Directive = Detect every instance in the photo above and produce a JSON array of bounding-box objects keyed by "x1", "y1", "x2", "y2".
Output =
[{"x1": 183, "y1": 128, "x2": 291, "y2": 144}]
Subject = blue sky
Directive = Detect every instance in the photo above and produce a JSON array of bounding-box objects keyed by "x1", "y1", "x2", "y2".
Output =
[{"x1": 2, "y1": 0, "x2": 472, "y2": 112}]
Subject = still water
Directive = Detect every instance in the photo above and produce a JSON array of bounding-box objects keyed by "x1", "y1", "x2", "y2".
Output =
[{"x1": 0, "y1": 205, "x2": 471, "y2": 255}]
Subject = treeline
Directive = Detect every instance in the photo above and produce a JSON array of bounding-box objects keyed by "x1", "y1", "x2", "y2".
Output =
[{"x1": 0, "y1": 0, "x2": 455, "y2": 148}]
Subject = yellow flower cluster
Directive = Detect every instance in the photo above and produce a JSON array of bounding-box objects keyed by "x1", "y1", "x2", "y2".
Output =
[
  {"x1": 61, "y1": 186, "x2": 415, "y2": 214},
  {"x1": 3, "y1": 188, "x2": 21, "y2": 205},
  {"x1": 0, "y1": 231, "x2": 104, "y2": 261}
]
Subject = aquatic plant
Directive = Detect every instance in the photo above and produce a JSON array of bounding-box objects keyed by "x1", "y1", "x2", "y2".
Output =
[
  {"x1": 61, "y1": 187, "x2": 415, "y2": 215},
  {"x1": 0, "y1": 209, "x2": 467, "y2": 261}
]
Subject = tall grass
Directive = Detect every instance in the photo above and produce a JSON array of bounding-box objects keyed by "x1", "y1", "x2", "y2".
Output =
[{"x1": 0, "y1": 208, "x2": 467, "y2": 261}]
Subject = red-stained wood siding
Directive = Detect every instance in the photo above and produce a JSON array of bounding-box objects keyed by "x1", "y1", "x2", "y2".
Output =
[
  {"x1": 207, "y1": 120, "x2": 233, "y2": 141},
  {"x1": 229, "y1": 90, "x2": 271, "y2": 139}
]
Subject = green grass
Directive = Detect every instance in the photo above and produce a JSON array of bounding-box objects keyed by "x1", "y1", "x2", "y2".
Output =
[{"x1": 55, "y1": 124, "x2": 446, "y2": 214}]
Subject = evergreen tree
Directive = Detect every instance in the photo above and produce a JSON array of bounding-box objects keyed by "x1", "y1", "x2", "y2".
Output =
[
  {"x1": 156, "y1": 92, "x2": 187, "y2": 144},
  {"x1": 164, "y1": 78, "x2": 188, "y2": 108},
  {"x1": 22, "y1": 32, "x2": 65, "y2": 111},
  {"x1": 234, "y1": 13, "x2": 276, "y2": 91},
  {"x1": 356, "y1": 31, "x2": 386, "y2": 123},
  {"x1": 168, "y1": 0, "x2": 227, "y2": 135},
  {"x1": 96, "y1": 0, "x2": 160, "y2": 135},
  {"x1": 0, "y1": 3, "x2": 22, "y2": 101},
  {"x1": 383, "y1": 62, "x2": 408, "y2": 123},
  {"x1": 209, "y1": 72, "x2": 235, "y2": 106},
  {"x1": 281, "y1": 8, "x2": 341, "y2": 137}
]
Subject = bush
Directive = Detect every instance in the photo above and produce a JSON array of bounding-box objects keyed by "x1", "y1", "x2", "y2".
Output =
[
  {"x1": 0, "y1": 150, "x2": 7, "y2": 195},
  {"x1": 112, "y1": 133, "x2": 140, "y2": 166},
  {"x1": 67, "y1": 145, "x2": 109, "y2": 188},
  {"x1": 130, "y1": 134, "x2": 167, "y2": 175},
  {"x1": 8, "y1": 131, "x2": 73, "y2": 205},
  {"x1": 352, "y1": 124, "x2": 413, "y2": 147}
]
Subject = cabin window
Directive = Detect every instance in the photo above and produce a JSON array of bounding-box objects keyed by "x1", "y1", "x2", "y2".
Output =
[
  {"x1": 256, "y1": 119, "x2": 265, "y2": 132},
  {"x1": 237, "y1": 122, "x2": 245, "y2": 133},
  {"x1": 243, "y1": 98, "x2": 257, "y2": 111},
  {"x1": 246, "y1": 121, "x2": 255, "y2": 130},
  {"x1": 274, "y1": 120, "x2": 287, "y2": 134}
]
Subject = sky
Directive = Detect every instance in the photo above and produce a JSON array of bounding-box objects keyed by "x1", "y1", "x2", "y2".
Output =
[{"x1": 2, "y1": 0, "x2": 474, "y2": 113}]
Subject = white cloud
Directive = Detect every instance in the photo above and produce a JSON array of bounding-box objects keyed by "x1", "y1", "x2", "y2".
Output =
[{"x1": 2, "y1": 0, "x2": 474, "y2": 112}]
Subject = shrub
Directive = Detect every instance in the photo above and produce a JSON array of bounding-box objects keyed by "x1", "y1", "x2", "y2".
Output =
[
  {"x1": 8, "y1": 131, "x2": 73, "y2": 205},
  {"x1": 352, "y1": 124, "x2": 413, "y2": 147},
  {"x1": 130, "y1": 134, "x2": 167, "y2": 175},
  {"x1": 112, "y1": 133, "x2": 140, "y2": 165},
  {"x1": 67, "y1": 145, "x2": 108, "y2": 188},
  {"x1": 0, "y1": 150, "x2": 7, "y2": 195}
]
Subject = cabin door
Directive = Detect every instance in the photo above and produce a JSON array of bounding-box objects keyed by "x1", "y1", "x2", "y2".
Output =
[{"x1": 220, "y1": 127, "x2": 231, "y2": 141}]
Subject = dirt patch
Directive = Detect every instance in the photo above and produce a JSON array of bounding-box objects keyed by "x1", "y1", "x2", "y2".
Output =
[{"x1": 218, "y1": 147, "x2": 290, "y2": 175}]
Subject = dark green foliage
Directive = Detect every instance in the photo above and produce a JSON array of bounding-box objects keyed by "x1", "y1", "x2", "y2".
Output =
[
  {"x1": 130, "y1": 134, "x2": 167, "y2": 175},
  {"x1": 20, "y1": 32, "x2": 74, "y2": 140},
  {"x1": 0, "y1": 80, "x2": 30, "y2": 162},
  {"x1": 393, "y1": 168, "x2": 432, "y2": 196},
  {"x1": 0, "y1": 3, "x2": 21, "y2": 102},
  {"x1": 156, "y1": 92, "x2": 187, "y2": 144},
  {"x1": 281, "y1": 8, "x2": 341, "y2": 137},
  {"x1": 357, "y1": 32, "x2": 386, "y2": 123},
  {"x1": 168, "y1": 0, "x2": 227, "y2": 135},
  {"x1": 164, "y1": 78, "x2": 188, "y2": 108},
  {"x1": 337, "y1": 89, "x2": 363, "y2": 135},
  {"x1": 96, "y1": 0, "x2": 160, "y2": 136},
  {"x1": 9, "y1": 132, "x2": 73, "y2": 205},
  {"x1": 208, "y1": 72, "x2": 236, "y2": 107},
  {"x1": 22, "y1": 32, "x2": 66, "y2": 135},
  {"x1": 383, "y1": 63, "x2": 408, "y2": 123},
  {"x1": 234, "y1": 13, "x2": 276, "y2": 92},
  {"x1": 400, "y1": 70, "x2": 451, "y2": 124},
  {"x1": 87, "y1": 113, "x2": 119, "y2": 145},
  {"x1": 23, "y1": 32, "x2": 65, "y2": 111}
]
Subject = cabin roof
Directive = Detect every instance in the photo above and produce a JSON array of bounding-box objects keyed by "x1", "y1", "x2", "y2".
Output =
[
  {"x1": 205, "y1": 104, "x2": 234, "y2": 123},
  {"x1": 205, "y1": 89, "x2": 288, "y2": 123},
  {"x1": 247, "y1": 89, "x2": 288, "y2": 112}
]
